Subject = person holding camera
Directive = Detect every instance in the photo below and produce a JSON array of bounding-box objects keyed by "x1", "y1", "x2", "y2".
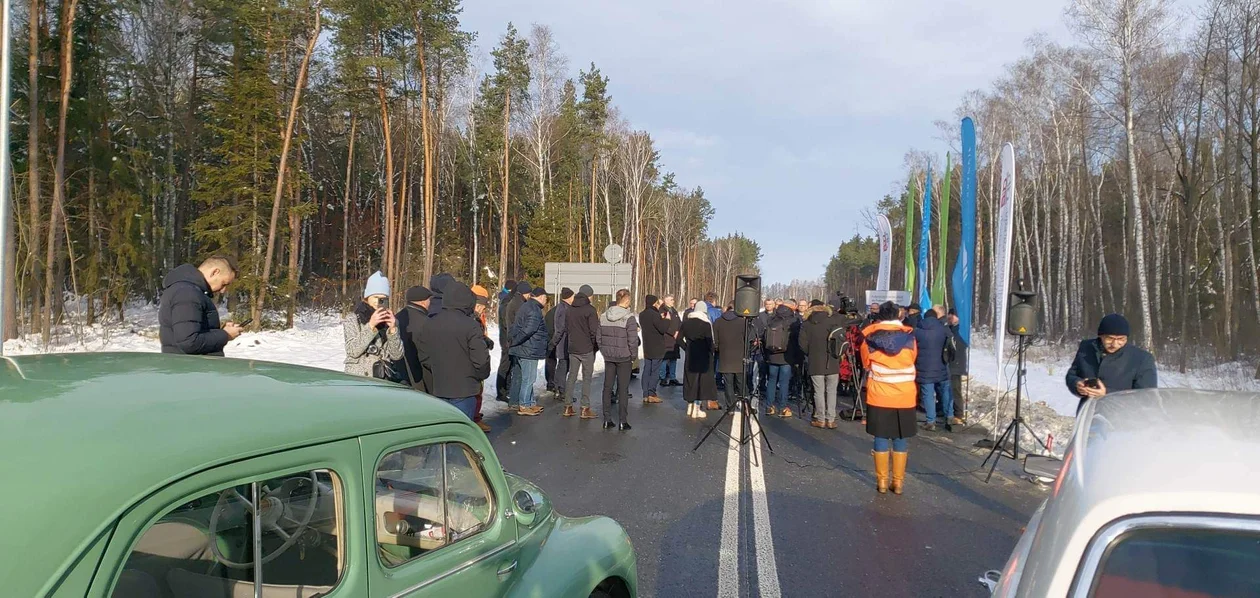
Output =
[
  {"x1": 1066, "y1": 314, "x2": 1158, "y2": 414},
  {"x1": 344, "y1": 271, "x2": 404, "y2": 378}
]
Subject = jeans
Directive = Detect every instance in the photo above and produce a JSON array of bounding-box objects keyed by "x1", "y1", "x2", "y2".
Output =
[
  {"x1": 566, "y1": 352, "x2": 596, "y2": 407},
  {"x1": 446, "y1": 396, "x2": 477, "y2": 421},
  {"x1": 811, "y1": 374, "x2": 839, "y2": 422},
  {"x1": 641, "y1": 358, "x2": 664, "y2": 398},
  {"x1": 603, "y1": 360, "x2": 632, "y2": 422},
  {"x1": 766, "y1": 364, "x2": 790, "y2": 410},
  {"x1": 659, "y1": 358, "x2": 678, "y2": 381},
  {"x1": 513, "y1": 358, "x2": 540, "y2": 407},
  {"x1": 873, "y1": 437, "x2": 909, "y2": 452},
  {"x1": 920, "y1": 380, "x2": 953, "y2": 424}
]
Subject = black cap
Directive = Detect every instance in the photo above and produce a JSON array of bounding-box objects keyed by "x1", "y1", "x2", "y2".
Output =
[
  {"x1": 579, "y1": 284, "x2": 595, "y2": 297},
  {"x1": 561, "y1": 287, "x2": 574, "y2": 300},
  {"x1": 909, "y1": 303, "x2": 921, "y2": 312},
  {"x1": 532, "y1": 287, "x2": 548, "y2": 297},
  {"x1": 645, "y1": 294, "x2": 659, "y2": 306},
  {"x1": 810, "y1": 299, "x2": 824, "y2": 307},
  {"x1": 405, "y1": 286, "x2": 433, "y2": 302},
  {"x1": 1098, "y1": 314, "x2": 1130, "y2": 336},
  {"x1": 516, "y1": 281, "x2": 533, "y2": 295}
]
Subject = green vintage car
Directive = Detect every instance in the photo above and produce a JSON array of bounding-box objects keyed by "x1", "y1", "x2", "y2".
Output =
[{"x1": 0, "y1": 353, "x2": 636, "y2": 598}]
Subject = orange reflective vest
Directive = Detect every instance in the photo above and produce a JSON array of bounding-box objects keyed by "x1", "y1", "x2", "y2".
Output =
[{"x1": 860, "y1": 321, "x2": 918, "y2": 409}]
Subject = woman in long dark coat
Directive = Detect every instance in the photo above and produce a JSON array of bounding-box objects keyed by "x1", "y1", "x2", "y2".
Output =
[{"x1": 680, "y1": 302, "x2": 718, "y2": 419}]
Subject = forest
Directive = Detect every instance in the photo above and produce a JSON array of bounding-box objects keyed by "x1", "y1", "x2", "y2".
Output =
[
  {"x1": 0, "y1": 0, "x2": 763, "y2": 344},
  {"x1": 825, "y1": 0, "x2": 1260, "y2": 369}
]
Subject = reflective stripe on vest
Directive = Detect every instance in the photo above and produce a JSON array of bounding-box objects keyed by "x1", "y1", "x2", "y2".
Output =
[{"x1": 869, "y1": 362, "x2": 915, "y2": 384}]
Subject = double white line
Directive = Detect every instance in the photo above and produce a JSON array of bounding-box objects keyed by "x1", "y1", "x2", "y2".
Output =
[{"x1": 717, "y1": 411, "x2": 782, "y2": 598}]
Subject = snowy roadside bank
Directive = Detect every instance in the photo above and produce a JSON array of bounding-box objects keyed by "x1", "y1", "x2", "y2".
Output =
[{"x1": 3, "y1": 304, "x2": 608, "y2": 418}]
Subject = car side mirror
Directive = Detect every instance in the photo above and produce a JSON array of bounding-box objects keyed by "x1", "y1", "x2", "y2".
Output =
[
  {"x1": 979, "y1": 570, "x2": 1001, "y2": 593},
  {"x1": 1023, "y1": 455, "x2": 1061, "y2": 482},
  {"x1": 513, "y1": 489, "x2": 538, "y2": 527}
]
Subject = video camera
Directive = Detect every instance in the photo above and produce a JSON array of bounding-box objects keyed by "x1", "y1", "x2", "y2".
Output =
[{"x1": 838, "y1": 295, "x2": 856, "y2": 315}]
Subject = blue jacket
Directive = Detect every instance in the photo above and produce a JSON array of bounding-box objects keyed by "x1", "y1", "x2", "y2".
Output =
[
  {"x1": 707, "y1": 302, "x2": 722, "y2": 324},
  {"x1": 509, "y1": 299, "x2": 549, "y2": 359},
  {"x1": 913, "y1": 315, "x2": 950, "y2": 383}
]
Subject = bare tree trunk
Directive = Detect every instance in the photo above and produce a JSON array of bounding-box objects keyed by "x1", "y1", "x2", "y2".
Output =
[
  {"x1": 27, "y1": 0, "x2": 41, "y2": 336},
  {"x1": 376, "y1": 36, "x2": 396, "y2": 287},
  {"x1": 496, "y1": 89, "x2": 512, "y2": 286},
  {"x1": 588, "y1": 160, "x2": 596, "y2": 261},
  {"x1": 286, "y1": 206, "x2": 300, "y2": 329},
  {"x1": 1125, "y1": 91, "x2": 1154, "y2": 349},
  {"x1": 256, "y1": 9, "x2": 319, "y2": 328},
  {"x1": 341, "y1": 115, "x2": 356, "y2": 300},
  {"x1": 41, "y1": 0, "x2": 79, "y2": 344}
]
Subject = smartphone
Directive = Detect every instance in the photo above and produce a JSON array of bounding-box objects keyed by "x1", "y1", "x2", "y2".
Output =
[
  {"x1": 1084, "y1": 378, "x2": 1101, "y2": 389},
  {"x1": 238, "y1": 318, "x2": 254, "y2": 328},
  {"x1": 379, "y1": 297, "x2": 390, "y2": 310}
]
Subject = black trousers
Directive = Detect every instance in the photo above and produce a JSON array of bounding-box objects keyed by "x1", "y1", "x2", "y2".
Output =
[
  {"x1": 603, "y1": 361, "x2": 632, "y2": 423},
  {"x1": 495, "y1": 342, "x2": 511, "y2": 400},
  {"x1": 950, "y1": 374, "x2": 965, "y2": 417},
  {"x1": 721, "y1": 372, "x2": 746, "y2": 409}
]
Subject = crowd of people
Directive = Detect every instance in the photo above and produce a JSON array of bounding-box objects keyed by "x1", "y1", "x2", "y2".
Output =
[{"x1": 156, "y1": 256, "x2": 1157, "y2": 496}]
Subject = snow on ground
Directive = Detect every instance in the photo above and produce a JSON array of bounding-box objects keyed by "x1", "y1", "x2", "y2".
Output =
[{"x1": 3, "y1": 302, "x2": 607, "y2": 418}]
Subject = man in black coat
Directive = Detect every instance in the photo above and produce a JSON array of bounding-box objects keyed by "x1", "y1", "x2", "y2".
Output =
[
  {"x1": 903, "y1": 303, "x2": 923, "y2": 329},
  {"x1": 713, "y1": 304, "x2": 749, "y2": 409},
  {"x1": 495, "y1": 280, "x2": 533, "y2": 402},
  {"x1": 946, "y1": 311, "x2": 969, "y2": 425},
  {"x1": 159, "y1": 257, "x2": 241, "y2": 356},
  {"x1": 799, "y1": 300, "x2": 843, "y2": 427},
  {"x1": 660, "y1": 295, "x2": 683, "y2": 386},
  {"x1": 418, "y1": 282, "x2": 489, "y2": 421},
  {"x1": 564, "y1": 290, "x2": 602, "y2": 418},
  {"x1": 427, "y1": 273, "x2": 456, "y2": 314},
  {"x1": 1066, "y1": 314, "x2": 1158, "y2": 414},
  {"x1": 639, "y1": 294, "x2": 671, "y2": 404},
  {"x1": 547, "y1": 288, "x2": 575, "y2": 402},
  {"x1": 509, "y1": 288, "x2": 549, "y2": 415},
  {"x1": 395, "y1": 286, "x2": 432, "y2": 391}
]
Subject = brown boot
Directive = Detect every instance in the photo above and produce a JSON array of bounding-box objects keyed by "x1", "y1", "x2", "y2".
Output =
[
  {"x1": 811, "y1": 419, "x2": 826, "y2": 428},
  {"x1": 580, "y1": 407, "x2": 597, "y2": 419},
  {"x1": 891, "y1": 452, "x2": 908, "y2": 495},
  {"x1": 707, "y1": 400, "x2": 720, "y2": 410},
  {"x1": 562, "y1": 406, "x2": 576, "y2": 417},
  {"x1": 826, "y1": 420, "x2": 838, "y2": 429},
  {"x1": 873, "y1": 451, "x2": 891, "y2": 494}
]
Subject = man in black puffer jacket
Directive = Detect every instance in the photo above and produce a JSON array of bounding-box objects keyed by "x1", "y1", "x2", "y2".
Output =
[
  {"x1": 510, "y1": 288, "x2": 550, "y2": 415},
  {"x1": 159, "y1": 257, "x2": 242, "y2": 356},
  {"x1": 638, "y1": 294, "x2": 671, "y2": 404},
  {"x1": 800, "y1": 301, "x2": 843, "y2": 428},
  {"x1": 713, "y1": 304, "x2": 749, "y2": 410},
  {"x1": 418, "y1": 282, "x2": 490, "y2": 421},
  {"x1": 427, "y1": 273, "x2": 456, "y2": 314},
  {"x1": 564, "y1": 290, "x2": 602, "y2": 418}
]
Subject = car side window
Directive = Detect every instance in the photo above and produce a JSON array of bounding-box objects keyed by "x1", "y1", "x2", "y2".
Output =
[
  {"x1": 375, "y1": 442, "x2": 495, "y2": 567},
  {"x1": 1089, "y1": 526, "x2": 1260, "y2": 597},
  {"x1": 111, "y1": 469, "x2": 343, "y2": 598}
]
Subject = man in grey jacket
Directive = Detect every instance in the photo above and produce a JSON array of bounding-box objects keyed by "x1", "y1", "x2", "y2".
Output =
[{"x1": 598, "y1": 289, "x2": 640, "y2": 430}]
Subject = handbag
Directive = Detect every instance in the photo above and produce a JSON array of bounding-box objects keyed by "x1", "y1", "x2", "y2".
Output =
[{"x1": 367, "y1": 331, "x2": 406, "y2": 384}]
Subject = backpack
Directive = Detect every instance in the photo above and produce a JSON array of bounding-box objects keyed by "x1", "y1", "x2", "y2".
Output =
[
  {"x1": 944, "y1": 332, "x2": 959, "y2": 365},
  {"x1": 827, "y1": 326, "x2": 846, "y2": 360},
  {"x1": 765, "y1": 321, "x2": 789, "y2": 354}
]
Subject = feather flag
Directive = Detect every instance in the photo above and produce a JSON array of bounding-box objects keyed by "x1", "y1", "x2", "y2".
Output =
[
  {"x1": 994, "y1": 142, "x2": 1016, "y2": 377},
  {"x1": 876, "y1": 214, "x2": 892, "y2": 290},
  {"x1": 952, "y1": 118, "x2": 977, "y2": 346},
  {"x1": 931, "y1": 153, "x2": 951, "y2": 307},
  {"x1": 903, "y1": 179, "x2": 915, "y2": 294},
  {"x1": 917, "y1": 166, "x2": 933, "y2": 310}
]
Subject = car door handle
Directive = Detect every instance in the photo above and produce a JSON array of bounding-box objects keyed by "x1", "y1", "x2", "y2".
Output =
[{"x1": 497, "y1": 560, "x2": 518, "y2": 577}]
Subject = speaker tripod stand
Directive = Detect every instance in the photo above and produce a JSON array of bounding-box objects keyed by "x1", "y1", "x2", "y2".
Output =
[
  {"x1": 693, "y1": 318, "x2": 773, "y2": 466},
  {"x1": 981, "y1": 335, "x2": 1047, "y2": 482}
]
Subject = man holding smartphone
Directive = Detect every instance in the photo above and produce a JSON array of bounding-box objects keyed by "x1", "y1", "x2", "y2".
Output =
[
  {"x1": 159, "y1": 256, "x2": 242, "y2": 356},
  {"x1": 1065, "y1": 314, "x2": 1158, "y2": 414}
]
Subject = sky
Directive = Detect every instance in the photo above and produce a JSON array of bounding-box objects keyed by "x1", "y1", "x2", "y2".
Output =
[{"x1": 459, "y1": 0, "x2": 1076, "y2": 285}]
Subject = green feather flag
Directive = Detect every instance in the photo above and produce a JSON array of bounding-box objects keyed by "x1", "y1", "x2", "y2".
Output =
[
  {"x1": 903, "y1": 178, "x2": 916, "y2": 295},
  {"x1": 931, "y1": 153, "x2": 951, "y2": 307}
]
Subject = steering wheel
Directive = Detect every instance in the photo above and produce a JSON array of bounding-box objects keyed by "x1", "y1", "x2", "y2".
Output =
[{"x1": 208, "y1": 474, "x2": 321, "y2": 568}]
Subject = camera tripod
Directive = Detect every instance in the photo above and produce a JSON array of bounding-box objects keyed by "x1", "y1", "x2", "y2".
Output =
[
  {"x1": 693, "y1": 318, "x2": 773, "y2": 465},
  {"x1": 981, "y1": 334, "x2": 1046, "y2": 482}
]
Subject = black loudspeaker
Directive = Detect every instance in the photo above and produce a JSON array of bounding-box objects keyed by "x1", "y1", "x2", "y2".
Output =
[
  {"x1": 1006, "y1": 289, "x2": 1038, "y2": 336},
  {"x1": 734, "y1": 274, "x2": 761, "y2": 317}
]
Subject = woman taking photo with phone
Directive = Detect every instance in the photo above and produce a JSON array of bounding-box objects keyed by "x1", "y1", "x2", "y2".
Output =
[{"x1": 344, "y1": 271, "x2": 404, "y2": 379}]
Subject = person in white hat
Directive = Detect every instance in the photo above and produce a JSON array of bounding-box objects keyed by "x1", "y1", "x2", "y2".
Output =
[{"x1": 344, "y1": 271, "x2": 403, "y2": 378}]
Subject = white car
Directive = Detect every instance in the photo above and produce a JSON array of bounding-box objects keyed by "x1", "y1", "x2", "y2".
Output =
[{"x1": 982, "y1": 389, "x2": 1260, "y2": 597}]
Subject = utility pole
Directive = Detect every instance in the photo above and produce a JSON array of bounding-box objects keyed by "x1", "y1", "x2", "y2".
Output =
[{"x1": 0, "y1": 0, "x2": 14, "y2": 353}]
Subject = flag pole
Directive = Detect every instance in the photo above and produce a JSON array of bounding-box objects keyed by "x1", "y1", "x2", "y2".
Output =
[{"x1": 0, "y1": 0, "x2": 13, "y2": 355}]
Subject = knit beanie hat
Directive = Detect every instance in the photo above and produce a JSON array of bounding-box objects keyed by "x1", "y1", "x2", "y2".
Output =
[
  {"x1": 363, "y1": 271, "x2": 390, "y2": 298},
  {"x1": 515, "y1": 281, "x2": 533, "y2": 295},
  {"x1": 1098, "y1": 314, "x2": 1131, "y2": 336},
  {"x1": 579, "y1": 284, "x2": 595, "y2": 297},
  {"x1": 532, "y1": 287, "x2": 548, "y2": 297},
  {"x1": 645, "y1": 294, "x2": 659, "y2": 306},
  {"x1": 560, "y1": 287, "x2": 574, "y2": 300}
]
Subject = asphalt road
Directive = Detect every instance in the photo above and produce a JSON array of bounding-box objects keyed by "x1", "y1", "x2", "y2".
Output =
[{"x1": 485, "y1": 372, "x2": 1045, "y2": 598}]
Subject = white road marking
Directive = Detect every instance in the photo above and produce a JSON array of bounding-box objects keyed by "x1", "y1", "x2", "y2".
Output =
[
  {"x1": 717, "y1": 412, "x2": 742, "y2": 598},
  {"x1": 748, "y1": 414, "x2": 782, "y2": 598}
]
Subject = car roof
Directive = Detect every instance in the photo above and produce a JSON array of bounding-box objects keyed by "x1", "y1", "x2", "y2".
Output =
[
  {"x1": 1074, "y1": 388, "x2": 1260, "y2": 503},
  {"x1": 0, "y1": 352, "x2": 468, "y2": 593}
]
